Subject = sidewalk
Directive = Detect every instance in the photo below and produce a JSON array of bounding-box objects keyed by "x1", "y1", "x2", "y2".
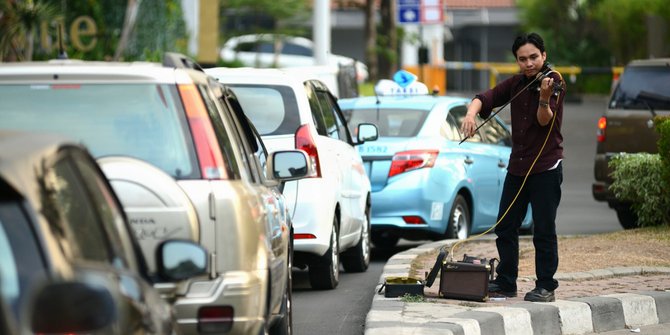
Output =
[{"x1": 365, "y1": 239, "x2": 670, "y2": 335}]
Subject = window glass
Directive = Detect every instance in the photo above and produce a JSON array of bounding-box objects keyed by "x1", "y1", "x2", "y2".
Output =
[
  {"x1": 0, "y1": 201, "x2": 45, "y2": 315},
  {"x1": 224, "y1": 93, "x2": 269, "y2": 183},
  {"x1": 318, "y1": 91, "x2": 350, "y2": 142},
  {"x1": 47, "y1": 157, "x2": 112, "y2": 262},
  {"x1": 73, "y1": 153, "x2": 131, "y2": 268},
  {"x1": 441, "y1": 113, "x2": 461, "y2": 141},
  {"x1": 341, "y1": 108, "x2": 429, "y2": 137},
  {"x1": 281, "y1": 42, "x2": 312, "y2": 56},
  {"x1": 228, "y1": 85, "x2": 301, "y2": 136},
  {"x1": 481, "y1": 117, "x2": 512, "y2": 146},
  {"x1": 609, "y1": 65, "x2": 670, "y2": 110},
  {"x1": 449, "y1": 105, "x2": 484, "y2": 143},
  {"x1": 305, "y1": 85, "x2": 328, "y2": 136},
  {"x1": 198, "y1": 85, "x2": 242, "y2": 180},
  {"x1": 0, "y1": 84, "x2": 198, "y2": 179},
  {"x1": 314, "y1": 91, "x2": 338, "y2": 139}
]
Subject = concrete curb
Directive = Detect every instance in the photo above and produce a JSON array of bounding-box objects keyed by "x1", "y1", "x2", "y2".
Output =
[{"x1": 365, "y1": 240, "x2": 670, "y2": 335}]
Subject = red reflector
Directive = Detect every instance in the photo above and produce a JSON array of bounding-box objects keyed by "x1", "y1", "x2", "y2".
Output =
[
  {"x1": 294, "y1": 233, "x2": 317, "y2": 239},
  {"x1": 597, "y1": 116, "x2": 606, "y2": 142},
  {"x1": 198, "y1": 306, "x2": 233, "y2": 333},
  {"x1": 389, "y1": 150, "x2": 439, "y2": 178},
  {"x1": 403, "y1": 216, "x2": 425, "y2": 224}
]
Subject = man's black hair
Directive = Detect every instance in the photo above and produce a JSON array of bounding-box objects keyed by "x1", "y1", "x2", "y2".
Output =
[{"x1": 512, "y1": 32, "x2": 545, "y2": 57}]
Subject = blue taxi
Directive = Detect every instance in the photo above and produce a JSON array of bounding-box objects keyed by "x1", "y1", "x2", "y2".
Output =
[{"x1": 338, "y1": 72, "x2": 532, "y2": 248}]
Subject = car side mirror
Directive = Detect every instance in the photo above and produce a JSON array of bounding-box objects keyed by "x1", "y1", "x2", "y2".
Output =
[
  {"x1": 267, "y1": 150, "x2": 312, "y2": 181},
  {"x1": 156, "y1": 240, "x2": 208, "y2": 282},
  {"x1": 357, "y1": 123, "x2": 378, "y2": 144},
  {"x1": 31, "y1": 281, "x2": 116, "y2": 334}
]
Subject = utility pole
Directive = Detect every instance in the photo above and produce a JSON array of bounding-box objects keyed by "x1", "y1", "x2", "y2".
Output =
[{"x1": 313, "y1": 0, "x2": 331, "y2": 66}]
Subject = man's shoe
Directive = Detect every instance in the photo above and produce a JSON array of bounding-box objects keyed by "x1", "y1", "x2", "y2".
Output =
[
  {"x1": 488, "y1": 282, "x2": 517, "y2": 297},
  {"x1": 524, "y1": 287, "x2": 555, "y2": 302}
]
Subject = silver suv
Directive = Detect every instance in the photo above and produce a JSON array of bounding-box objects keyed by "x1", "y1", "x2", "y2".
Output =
[
  {"x1": 0, "y1": 54, "x2": 309, "y2": 334},
  {"x1": 593, "y1": 58, "x2": 670, "y2": 229}
]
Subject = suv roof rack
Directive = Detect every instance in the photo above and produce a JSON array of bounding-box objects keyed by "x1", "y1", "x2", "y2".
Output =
[{"x1": 163, "y1": 52, "x2": 204, "y2": 72}]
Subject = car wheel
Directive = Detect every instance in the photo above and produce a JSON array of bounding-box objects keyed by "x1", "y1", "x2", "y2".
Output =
[
  {"x1": 615, "y1": 204, "x2": 639, "y2": 230},
  {"x1": 520, "y1": 221, "x2": 534, "y2": 235},
  {"x1": 308, "y1": 220, "x2": 339, "y2": 290},
  {"x1": 341, "y1": 199, "x2": 371, "y2": 272},
  {"x1": 371, "y1": 230, "x2": 399, "y2": 249},
  {"x1": 446, "y1": 195, "x2": 470, "y2": 240},
  {"x1": 269, "y1": 233, "x2": 293, "y2": 335}
]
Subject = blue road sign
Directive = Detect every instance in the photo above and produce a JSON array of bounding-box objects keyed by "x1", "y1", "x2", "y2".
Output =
[{"x1": 397, "y1": 0, "x2": 420, "y2": 24}]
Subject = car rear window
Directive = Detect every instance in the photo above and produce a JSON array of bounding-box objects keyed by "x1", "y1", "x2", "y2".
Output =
[
  {"x1": 341, "y1": 108, "x2": 429, "y2": 137},
  {"x1": 609, "y1": 65, "x2": 670, "y2": 110},
  {"x1": 0, "y1": 84, "x2": 199, "y2": 179},
  {"x1": 228, "y1": 84, "x2": 302, "y2": 136}
]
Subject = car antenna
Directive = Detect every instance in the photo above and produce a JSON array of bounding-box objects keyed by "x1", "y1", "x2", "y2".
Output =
[
  {"x1": 56, "y1": 23, "x2": 68, "y2": 60},
  {"x1": 374, "y1": 81, "x2": 381, "y2": 121}
]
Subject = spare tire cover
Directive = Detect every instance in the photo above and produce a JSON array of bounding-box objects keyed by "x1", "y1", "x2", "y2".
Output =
[{"x1": 98, "y1": 156, "x2": 199, "y2": 272}]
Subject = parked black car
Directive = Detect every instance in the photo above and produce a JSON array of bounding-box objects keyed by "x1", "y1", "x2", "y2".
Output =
[{"x1": 0, "y1": 130, "x2": 207, "y2": 334}]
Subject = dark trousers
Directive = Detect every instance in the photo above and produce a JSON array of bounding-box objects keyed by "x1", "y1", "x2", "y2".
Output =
[{"x1": 494, "y1": 163, "x2": 563, "y2": 292}]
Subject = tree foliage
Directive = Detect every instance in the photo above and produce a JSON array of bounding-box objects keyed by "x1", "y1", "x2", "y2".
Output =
[{"x1": 517, "y1": 0, "x2": 670, "y2": 66}]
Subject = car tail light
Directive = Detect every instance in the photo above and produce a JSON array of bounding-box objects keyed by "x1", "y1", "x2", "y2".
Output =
[
  {"x1": 402, "y1": 216, "x2": 425, "y2": 224},
  {"x1": 388, "y1": 150, "x2": 439, "y2": 178},
  {"x1": 597, "y1": 116, "x2": 607, "y2": 142},
  {"x1": 198, "y1": 306, "x2": 234, "y2": 333},
  {"x1": 294, "y1": 233, "x2": 317, "y2": 239},
  {"x1": 178, "y1": 84, "x2": 228, "y2": 179},
  {"x1": 295, "y1": 124, "x2": 321, "y2": 178}
]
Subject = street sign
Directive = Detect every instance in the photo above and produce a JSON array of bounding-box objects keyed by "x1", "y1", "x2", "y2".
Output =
[{"x1": 397, "y1": 0, "x2": 444, "y2": 25}]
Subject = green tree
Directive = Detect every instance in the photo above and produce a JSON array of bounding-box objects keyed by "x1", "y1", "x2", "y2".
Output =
[
  {"x1": 0, "y1": 0, "x2": 60, "y2": 61},
  {"x1": 591, "y1": 0, "x2": 670, "y2": 63}
]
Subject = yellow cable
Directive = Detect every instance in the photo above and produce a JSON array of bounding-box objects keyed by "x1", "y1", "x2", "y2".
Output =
[{"x1": 449, "y1": 70, "x2": 564, "y2": 261}]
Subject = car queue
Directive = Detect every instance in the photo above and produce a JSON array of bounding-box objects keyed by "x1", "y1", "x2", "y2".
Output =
[{"x1": 0, "y1": 55, "x2": 527, "y2": 334}]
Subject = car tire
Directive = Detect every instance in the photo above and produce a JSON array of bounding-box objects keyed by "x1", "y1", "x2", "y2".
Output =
[
  {"x1": 308, "y1": 220, "x2": 339, "y2": 290},
  {"x1": 520, "y1": 221, "x2": 534, "y2": 235},
  {"x1": 341, "y1": 198, "x2": 371, "y2": 273},
  {"x1": 446, "y1": 195, "x2": 470, "y2": 240},
  {"x1": 615, "y1": 204, "x2": 639, "y2": 230},
  {"x1": 371, "y1": 230, "x2": 399, "y2": 249},
  {"x1": 269, "y1": 232, "x2": 292, "y2": 335}
]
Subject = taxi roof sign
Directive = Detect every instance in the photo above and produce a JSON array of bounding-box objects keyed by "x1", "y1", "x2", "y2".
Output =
[
  {"x1": 393, "y1": 70, "x2": 417, "y2": 88},
  {"x1": 374, "y1": 78, "x2": 429, "y2": 96}
]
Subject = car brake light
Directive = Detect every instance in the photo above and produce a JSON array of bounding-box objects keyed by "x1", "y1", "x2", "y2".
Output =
[
  {"x1": 597, "y1": 116, "x2": 607, "y2": 142},
  {"x1": 388, "y1": 150, "x2": 439, "y2": 178},
  {"x1": 295, "y1": 124, "x2": 321, "y2": 178},
  {"x1": 178, "y1": 84, "x2": 228, "y2": 179},
  {"x1": 402, "y1": 216, "x2": 425, "y2": 224},
  {"x1": 294, "y1": 233, "x2": 317, "y2": 239},
  {"x1": 198, "y1": 306, "x2": 234, "y2": 333}
]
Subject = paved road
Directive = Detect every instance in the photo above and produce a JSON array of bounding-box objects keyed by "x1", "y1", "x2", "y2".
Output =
[{"x1": 292, "y1": 96, "x2": 623, "y2": 335}]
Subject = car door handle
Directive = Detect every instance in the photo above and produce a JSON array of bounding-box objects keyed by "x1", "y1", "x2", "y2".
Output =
[
  {"x1": 498, "y1": 160, "x2": 507, "y2": 168},
  {"x1": 464, "y1": 157, "x2": 474, "y2": 165}
]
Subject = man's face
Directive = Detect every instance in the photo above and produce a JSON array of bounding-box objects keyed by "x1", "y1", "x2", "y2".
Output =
[{"x1": 515, "y1": 43, "x2": 546, "y2": 78}]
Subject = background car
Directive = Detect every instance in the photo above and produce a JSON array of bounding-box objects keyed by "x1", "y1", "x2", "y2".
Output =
[
  {"x1": 0, "y1": 130, "x2": 207, "y2": 334},
  {"x1": 592, "y1": 58, "x2": 670, "y2": 229},
  {"x1": 207, "y1": 67, "x2": 378, "y2": 290},
  {"x1": 0, "y1": 54, "x2": 309, "y2": 335},
  {"x1": 220, "y1": 33, "x2": 369, "y2": 83},
  {"x1": 337, "y1": 76, "x2": 533, "y2": 248}
]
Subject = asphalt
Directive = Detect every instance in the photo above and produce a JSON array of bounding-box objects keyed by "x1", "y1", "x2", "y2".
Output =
[{"x1": 365, "y1": 239, "x2": 670, "y2": 335}]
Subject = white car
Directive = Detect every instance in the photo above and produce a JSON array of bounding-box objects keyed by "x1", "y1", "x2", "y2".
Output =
[
  {"x1": 206, "y1": 67, "x2": 378, "y2": 289},
  {"x1": 220, "y1": 34, "x2": 369, "y2": 83}
]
